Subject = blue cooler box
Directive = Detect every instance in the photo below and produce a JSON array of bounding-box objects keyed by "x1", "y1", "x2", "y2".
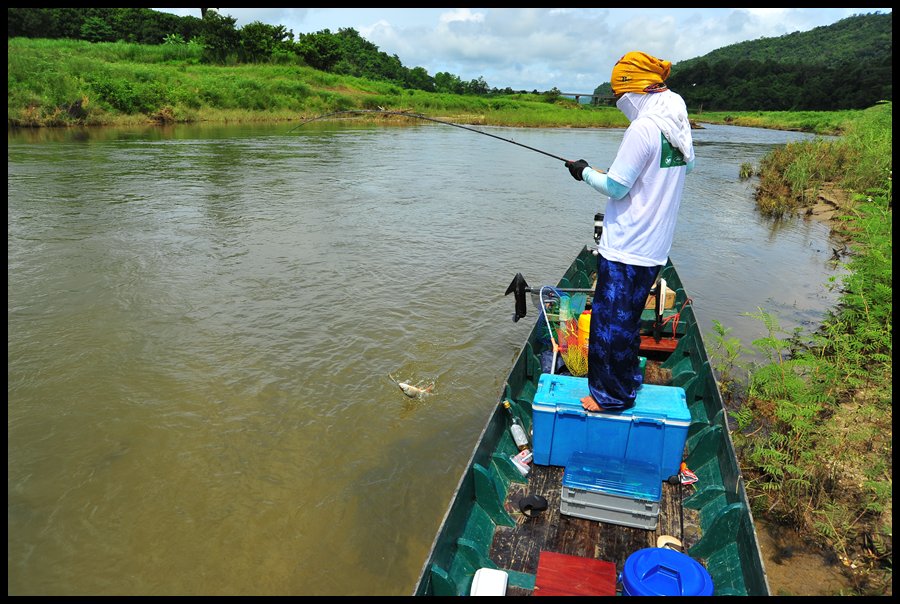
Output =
[{"x1": 531, "y1": 374, "x2": 689, "y2": 481}]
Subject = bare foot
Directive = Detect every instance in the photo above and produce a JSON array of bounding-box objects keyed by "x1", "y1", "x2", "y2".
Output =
[{"x1": 581, "y1": 395, "x2": 601, "y2": 412}]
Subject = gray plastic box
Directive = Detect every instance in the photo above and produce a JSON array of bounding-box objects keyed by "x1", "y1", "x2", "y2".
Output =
[
  {"x1": 560, "y1": 495, "x2": 659, "y2": 529},
  {"x1": 559, "y1": 452, "x2": 661, "y2": 530}
]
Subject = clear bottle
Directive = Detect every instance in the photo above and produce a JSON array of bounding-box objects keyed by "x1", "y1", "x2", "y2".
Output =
[
  {"x1": 558, "y1": 295, "x2": 571, "y2": 332},
  {"x1": 502, "y1": 400, "x2": 530, "y2": 451}
]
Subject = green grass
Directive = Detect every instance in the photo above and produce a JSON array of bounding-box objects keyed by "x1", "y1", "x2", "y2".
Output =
[
  {"x1": 693, "y1": 109, "x2": 861, "y2": 136},
  {"x1": 7, "y1": 37, "x2": 628, "y2": 128},
  {"x1": 711, "y1": 103, "x2": 892, "y2": 596},
  {"x1": 747, "y1": 103, "x2": 892, "y2": 217}
]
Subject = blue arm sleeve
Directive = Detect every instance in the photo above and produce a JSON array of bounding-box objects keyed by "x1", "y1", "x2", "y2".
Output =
[{"x1": 582, "y1": 169, "x2": 630, "y2": 200}]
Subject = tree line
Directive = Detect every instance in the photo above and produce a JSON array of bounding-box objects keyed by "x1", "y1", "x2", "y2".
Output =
[
  {"x1": 7, "y1": 8, "x2": 892, "y2": 111},
  {"x1": 669, "y1": 55, "x2": 891, "y2": 111}
]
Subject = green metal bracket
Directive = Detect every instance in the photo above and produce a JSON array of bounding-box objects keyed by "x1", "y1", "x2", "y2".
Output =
[
  {"x1": 506, "y1": 569, "x2": 537, "y2": 591},
  {"x1": 684, "y1": 483, "x2": 726, "y2": 509},
  {"x1": 429, "y1": 564, "x2": 456, "y2": 596},
  {"x1": 688, "y1": 502, "x2": 746, "y2": 559},
  {"x1": 473, "y1": 463, "x2": 515, "y2": 526},
  {"x1": 686, "y1": 423, "x2": 722, "y2": 465},
  {"x1": 457, "y1": 537, "x2": 495, "y2": 570}
]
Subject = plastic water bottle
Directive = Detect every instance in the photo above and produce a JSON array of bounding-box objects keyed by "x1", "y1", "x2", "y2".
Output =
[
  {"x1": 558, "y1": 295, "x2": 571, "y2": 331},
  {"x1": 502, "y1": 400, "x2": 530, "y2": 451}
]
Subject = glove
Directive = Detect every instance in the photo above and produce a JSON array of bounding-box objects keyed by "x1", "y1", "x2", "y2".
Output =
[{"x1": 565, "y1": 159, "x2": 589, "y2": 181}]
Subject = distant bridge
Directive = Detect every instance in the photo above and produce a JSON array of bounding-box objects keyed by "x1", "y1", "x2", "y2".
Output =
[{"x1": 558, "y1": 92, "x2": 616, "y2": 105}]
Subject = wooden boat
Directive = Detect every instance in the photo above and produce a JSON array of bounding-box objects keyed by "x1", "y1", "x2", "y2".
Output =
[{"x1": 413, "y1": 245, "x2": 770, "y2": 596}]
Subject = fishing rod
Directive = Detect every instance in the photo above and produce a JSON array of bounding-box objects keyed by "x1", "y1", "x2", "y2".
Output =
[{"x1": 289, "y1": 109, "x2": 571, "y2": 163}]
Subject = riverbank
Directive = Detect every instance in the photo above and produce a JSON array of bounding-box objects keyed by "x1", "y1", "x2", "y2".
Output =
[
  {"x1": 7, "y1": 37, "x2": 865, "y2": 135},
  {"x1": 720, "y1": 102, "x2": 892, "y2": 596},
  {"x1": 746, "y1": 173, "x2": 891, "y2": 595}
]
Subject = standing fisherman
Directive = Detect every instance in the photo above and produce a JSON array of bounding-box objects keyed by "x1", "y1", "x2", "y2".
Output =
[{"x1": 564, "y1": 51, "x2": 695, "y2": 412}]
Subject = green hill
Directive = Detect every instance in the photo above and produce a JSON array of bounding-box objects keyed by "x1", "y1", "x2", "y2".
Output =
[
  {"x1": 667, "y1": 12, "x2": 892, "y2": 111},
  {"x1": 674, "y1": 12, "x2": 891, "y2": 68}
]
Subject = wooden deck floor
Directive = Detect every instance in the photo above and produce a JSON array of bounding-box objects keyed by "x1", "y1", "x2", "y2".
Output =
[
  {"x1": 489, "y1": 361, "x2": 701, "y2": 596},
  {"x1": 490, "y1": 465, "x2": 700, "y2": 595}
]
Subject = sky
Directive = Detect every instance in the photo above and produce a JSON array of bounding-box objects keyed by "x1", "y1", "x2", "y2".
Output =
[{"x1": 154, "y1": 8, "x2": 891, "y2": 93}]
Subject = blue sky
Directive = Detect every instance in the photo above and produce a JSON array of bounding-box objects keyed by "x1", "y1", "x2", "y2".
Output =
[{"x1": 154, "y1": 8, "x2": 891, "y2": 92}]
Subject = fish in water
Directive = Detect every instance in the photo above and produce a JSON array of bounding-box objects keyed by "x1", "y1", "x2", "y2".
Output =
[{"x1": 389, "y1": 373, "x2": 435, "y2": 398}]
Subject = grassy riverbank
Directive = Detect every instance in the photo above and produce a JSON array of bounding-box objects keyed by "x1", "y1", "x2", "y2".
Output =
[
  {"x1": 9, "y1": 35, "x2": 892, "y2": 595},
  {"x1": 7, "y1": 37, "x2": 629, "y2": 129},
  {"x1": 692, "y1": 109, "x2": 863, "y2": 136},
  {"x1": 710, "y1": 102, "x2": 892, "y2": 595},
  {"x1": 6, "y1": 37, "x2": 863, "y2": 135}
]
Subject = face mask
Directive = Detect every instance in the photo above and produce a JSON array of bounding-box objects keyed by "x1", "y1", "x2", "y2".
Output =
[{"x1": 616, "y1": 93, "x2": 640, "y2": 122}]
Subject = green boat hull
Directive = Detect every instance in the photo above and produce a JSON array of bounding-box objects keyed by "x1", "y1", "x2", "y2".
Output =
[{"x1": 413, "y1": 246, "x2": 770, "y2": 596}]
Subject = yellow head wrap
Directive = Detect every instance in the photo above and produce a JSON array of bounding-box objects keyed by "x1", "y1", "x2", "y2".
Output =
[{"x1": 611, "y1": 51, "x2": 671, "y2": 95}]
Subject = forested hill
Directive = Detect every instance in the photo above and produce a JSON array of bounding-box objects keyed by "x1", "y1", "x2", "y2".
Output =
[
  {"x1": 675, "y1": 12, "x2": 891, "y2": 67},
  {"x1": 667, "y1": 12, "x2": 891, "y2": 111}
]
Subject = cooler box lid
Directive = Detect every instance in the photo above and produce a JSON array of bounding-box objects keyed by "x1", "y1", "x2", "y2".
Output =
[
  {"x1": 532, "y1": 375, "x2": 690, "y2": 425},
  {"x1": 563, "y1": 452, "x2": 661, "y2": 502}
]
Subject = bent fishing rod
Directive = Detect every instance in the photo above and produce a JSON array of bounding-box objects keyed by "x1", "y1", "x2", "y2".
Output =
[{"x1": 289, "y1": 109, "x2": 571, "y2": 163}]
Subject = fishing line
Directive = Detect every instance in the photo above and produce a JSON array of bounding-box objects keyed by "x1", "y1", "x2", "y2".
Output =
[{"x1": 289, "y1": 109, "x2": 572, "y2": 163}]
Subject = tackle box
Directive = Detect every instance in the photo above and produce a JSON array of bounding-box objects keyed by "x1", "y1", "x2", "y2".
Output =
[
  {"x1": 560, "y1": 452, "x2": 662, "y2": 529},
  {"x1": 531, "y1": 374, "x2": 689, "y2": 481}
]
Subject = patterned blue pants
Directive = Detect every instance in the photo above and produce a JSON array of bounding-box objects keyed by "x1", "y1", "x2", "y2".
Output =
[{"x1": 587, "y1": 255, "x2": 660, "y2": 410}]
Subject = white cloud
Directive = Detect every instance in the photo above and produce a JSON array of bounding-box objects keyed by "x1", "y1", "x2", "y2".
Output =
[{"x1": 438, "y1": 8, "x2": 485, "y2": 25}]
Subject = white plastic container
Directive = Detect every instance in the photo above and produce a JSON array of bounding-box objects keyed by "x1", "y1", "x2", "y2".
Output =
[{"x1": 470, "y1": 568, "x2": 509, "y2": 596}]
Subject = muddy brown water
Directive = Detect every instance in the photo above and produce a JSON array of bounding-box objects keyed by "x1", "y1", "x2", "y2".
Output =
[
  {"x1": 757, "y1": 519, "x2": 855, "y2": 596},
  {"x1": 8, "y1": 122, "x2": 847, "y2": 595}
]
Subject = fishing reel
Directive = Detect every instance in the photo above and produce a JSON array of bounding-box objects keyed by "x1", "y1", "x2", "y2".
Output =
[
  {"x1": 591, "y1": 212, "x2": 604, "y2": 255},
  {"x1": 593, "y1": 212, "x2": 604, "y2": 244}
]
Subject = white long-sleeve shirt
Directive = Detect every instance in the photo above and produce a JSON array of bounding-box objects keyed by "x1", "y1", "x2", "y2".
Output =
[{"x1": 581, "y1": 90, "x2": 694, "y2": 267}]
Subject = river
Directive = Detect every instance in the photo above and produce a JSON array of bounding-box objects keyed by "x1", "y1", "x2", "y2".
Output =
[{"x1": 7, "y1": 121, "x2": 844, "y2": 595}]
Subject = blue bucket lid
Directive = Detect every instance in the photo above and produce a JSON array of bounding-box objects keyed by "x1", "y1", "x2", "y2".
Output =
[{"x1": 621, "y1": 548, "x2": 714, "y2": 596}]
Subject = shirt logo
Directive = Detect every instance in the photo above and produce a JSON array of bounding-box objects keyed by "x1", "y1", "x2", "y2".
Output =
[{"x1": 659, "y1": 133, "x2": 686, "y2": 168}]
